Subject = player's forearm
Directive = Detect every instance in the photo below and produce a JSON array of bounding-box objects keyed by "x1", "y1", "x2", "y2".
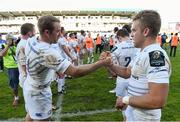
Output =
[
  {"x1": 108, "y1": 64, "x2": 130, "y2": 79},
  {"x1": 128, "y1": 83, "x2": 169, "y2": 109},
  {"x1": 129, "y1": 94, "x2": 167, "y2": 109},
  {"x1": 72, "y1": 60, "x2": 105, "y2": 77},
  {"x1": 21, "y1": 65, "x2": 27, "y2": 75}
]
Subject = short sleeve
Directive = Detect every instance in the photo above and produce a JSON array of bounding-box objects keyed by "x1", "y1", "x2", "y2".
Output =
[
  {"x1": 40, "y1": 49, "x2": 71, "y2": 74},
  {"x1": 18, "y1": 48, "x2": 26, "y2": 65},
  {"x1": 146, "y1": 50, "x2": 170, "y2": 84},
  {"x1": 111, "y1": 45, "x2": 121, "y2": 65},
  {"x1": 58, "y1": 38, "x2": 66, "y2": 46}
]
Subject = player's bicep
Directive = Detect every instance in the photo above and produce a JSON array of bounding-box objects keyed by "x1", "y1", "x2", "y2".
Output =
[
  {"x1": 64, "y1": 64, "x2": 76, "y2": 76},
  {"x1": 148, "y1": 82, "x2": 169, "y2": 107}
]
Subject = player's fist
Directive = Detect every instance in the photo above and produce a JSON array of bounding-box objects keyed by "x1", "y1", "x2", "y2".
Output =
[
  {"x1": 115, "y1": 96, "x2": 126, "y2": 110},
  {"x1": 99, "y1": 51, "x2": 111, "y2": 60}
]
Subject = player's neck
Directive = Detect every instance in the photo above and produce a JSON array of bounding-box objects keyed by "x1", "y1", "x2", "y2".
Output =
[
  {"x1": 38, "y1": 36, "x2": 50, "y2": 44},
  {"x1": 141, "y1": 37, "x2": 156, "y2": 51},
  {"x1": 21, "y1": 35, "x2": 29, "y2": 40},
  {"x1": 121, "y1": 37, "x2": 129, "y2": 42}
]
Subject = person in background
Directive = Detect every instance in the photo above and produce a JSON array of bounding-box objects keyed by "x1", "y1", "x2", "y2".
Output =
[
  {"x1": 109, "y1": 35, "x2": 114, "y2": 51},
  {"x1": 16, "y1": 23, "x2": 36, "y2": 88},
  {"x1": 0, "y1": 33, "x2": 19, "y2": 106},
  {"x1": 77, "y1": 30, "x2": 86, "y2": 65},
  {"x1": 161, "y1": 32, "x2": 168, "y2": 49},
  {"x1": 156, "y1": 33, "x2": 162, "y2": 46},
  {"x1": 170, "y1": 33, "x2": 179, "y2": 57},
  {"x1": 85, "y1": 32, "x2": 94, "y2": 64},
  {"x1": 0, "y1": 34, "x2": 6, "y2": 72},
  {"x1": 95, "y1": 33, "x2": 102, "y2": 54},
  {"x1": 109, "y1": 28, "x2": 138, "y2": 120}
]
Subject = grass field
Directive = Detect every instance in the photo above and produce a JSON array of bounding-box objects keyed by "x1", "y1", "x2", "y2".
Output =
[{"x1": 0, "y1": 45, "x2": 180, "y2": 121}]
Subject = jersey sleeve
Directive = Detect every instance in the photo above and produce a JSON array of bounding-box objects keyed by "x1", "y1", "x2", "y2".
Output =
[
  {"x1": 17, "y1": 48, "x2": 26, "y2": 65},
  {"x1": 40, "y1": 49, "x2": 71, "y2": 74},
  {"x1": 111, "y1": 45, "x2": 121, "y2": 65},
  {"x1": 58, "y1": 38, "x2": 66, "y2": 46},
  {"x1": 146, "y1": 50, "x2": 170, "y2": 84}
]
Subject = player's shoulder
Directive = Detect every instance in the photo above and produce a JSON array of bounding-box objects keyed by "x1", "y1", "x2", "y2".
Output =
[
  {"x1": 110, "y1": 43, "x2": 121, "y2": 53},
  {"x1": 143, "y1": 44, "x2": 169, "y2": 67}
]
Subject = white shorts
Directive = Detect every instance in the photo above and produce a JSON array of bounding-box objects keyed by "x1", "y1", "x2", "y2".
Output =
[
  {"x1": 23, "y1": 81, "x2": 52, "y2": 120},
  {"x1": 86, "y1": 48, "x2": 93, "y2": 54},
  {"x1": 115, "y1": 79, "x2": 128, "y2": 97},
  {"x1": 125, "y1": 106, "x2": 161, "y2": 122},
  {"x1": 19, "y1": 74, "x2": 27, "y2": 88},
  {"x1": 79, "y1": 48, "x2": 86, "y2": 55}
]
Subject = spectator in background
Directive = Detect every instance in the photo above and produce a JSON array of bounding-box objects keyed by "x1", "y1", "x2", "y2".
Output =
[
  {"x1": 122, "y1": 24, "x2": 132, "y2": 34},
  {"x1": 95, "y1": 33, "x2": 102, "y2": 54},
  {"x1": 113, "y1": 27, "x2": 119, "y2": 45},
  {"x1": 109, "y1": 35, "x2": 114, "y2": 51},
  {"x1": 0, "y1": 34, "x2": 6, "y2": 72},
  {"x1": 156, "y1": 33, "x2": 162, "y2": 46},
  {"x1": 170, "y1": 33, "x2": 179, "y2": 57},
  {"x1": 0, "y1": 33, "x2": 19, "y2": 106},
  {"x1": 77, "y1": 30, "x2": 86, "y2": 65},
  {"x1": 161, "y1": 32, "x2": 168, "y2": 49},
  {"x1": 85, "y1": 32, "x2": 94, "y2": 64}
]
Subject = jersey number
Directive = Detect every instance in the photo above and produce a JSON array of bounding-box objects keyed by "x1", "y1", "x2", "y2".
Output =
[{"x1": 125, "y1": 57, "x2": 131, "y2": 67}]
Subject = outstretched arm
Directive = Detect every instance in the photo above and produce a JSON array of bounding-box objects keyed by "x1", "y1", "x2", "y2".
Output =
[
  {"x1": 64, "y1": 58, "x2": 112, "y2": 77},
  {"x1": 99, "y1": 51, "x2": 131, "y2": 79}
]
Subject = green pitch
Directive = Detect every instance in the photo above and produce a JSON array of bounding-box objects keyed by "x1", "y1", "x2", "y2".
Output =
[{"x1": 0, "y1": 45, "x2": 179, "y2": 121}]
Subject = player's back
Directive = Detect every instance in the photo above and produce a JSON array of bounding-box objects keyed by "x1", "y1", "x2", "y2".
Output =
[{"x1": 112, "y1": 40, "x2": 138, "y2": 67}]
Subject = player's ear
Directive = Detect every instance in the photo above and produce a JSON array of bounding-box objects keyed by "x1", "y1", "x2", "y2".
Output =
[{"x1": 143, "y1": 28, "x2": 150, "y2": 37}]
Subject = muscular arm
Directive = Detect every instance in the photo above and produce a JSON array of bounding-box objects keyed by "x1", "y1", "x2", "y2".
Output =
[
  {"x1": 129, "y1": 82, "x2": 169, "y2": 109},
  {"x1": 19, "y1": 48, "x2": 27, "y2": 75},
  {"x1": 108, "y1": 64, "x2": 131, "y2": 79},
  {"x1": 64, "y1": 59, "x2": 110, "y2": 77}
]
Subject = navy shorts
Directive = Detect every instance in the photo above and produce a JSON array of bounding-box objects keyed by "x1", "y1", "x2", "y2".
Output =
[{"x1": 7, "y1": 68, "x2": 19, "y2": 90}]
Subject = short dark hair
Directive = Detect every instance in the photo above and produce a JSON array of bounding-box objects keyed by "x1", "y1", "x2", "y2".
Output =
[
  {"x1": 117, "y1": 28, "x2": 129, "y2": 37},
  {"x1": 114, "y1": 27, "x2": 119, "y2": 33},
  {"x1": 61, "y1": 27, "x2": 65, "y2": 33},
  {"x1": 80, "y1": 30, "x2": 85, "y2": 35},
  {"x1": 133, "y1": 10, "x2": 161, "y2": 37},
  {"x1": 38, "y1": 16, "x2": 60, "y2": 35},
  {"x1": 21, "y1": 23, "x2": 34, "y2": 35},
  {"x1": 122, "y1": 24, "x2": 131, "y2": 33}
]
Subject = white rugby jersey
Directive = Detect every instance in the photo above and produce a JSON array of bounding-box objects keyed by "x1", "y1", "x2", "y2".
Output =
[
  {"x1": 112, "y1": 35, "x2": 120, "y2": 46},
  {"x1": 69, "y1": 39, "x2": 78, "y2": 57},
  {"x1": 16, "y1": 38, "x2": 27, "y2": 65},
  {"x1": 128, "y1": 43, "x2": 171, "y2": 96},
  {"x1": 77, "y1": 35, "x2": 86, "y2": 52},
  {"x1": 77, "y1": 35, "x2": 85, "y2": 45},
  {"x1": 111, "y1": 40, "x2": 138, "y2": 67},
  {"x1": 16, "y1": 38, "x2": 28, "y2": 87},
  {"x1": 111, "y1": 40, "x2": 138, "y2": 82},
  {"x1": 25, "y1": 37, "x2": 71, "y2": 87},
  {"x1": 51, "y1": 37, "x2": 68, "y2": 59}
]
